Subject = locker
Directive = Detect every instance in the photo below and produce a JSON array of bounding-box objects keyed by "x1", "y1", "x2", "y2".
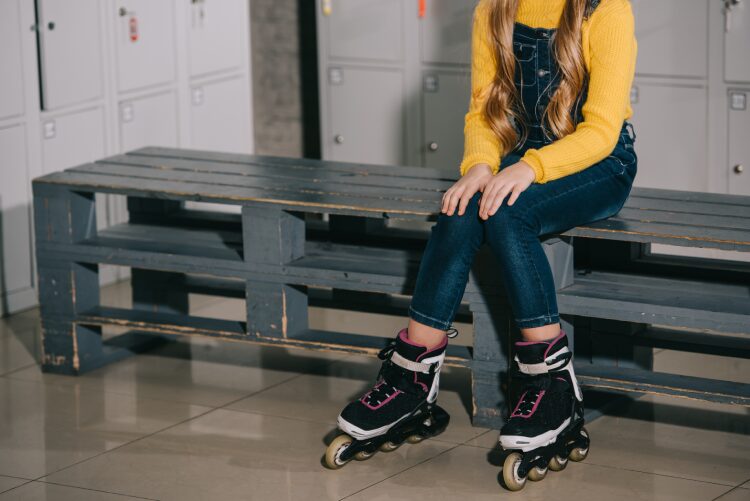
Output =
[
  {"x1": 188, "y1": 0, "x2": 247, "y2": 78},
  {"x1": 41, "y1": 107, "x2": 106, "y2": 175},
  {"x1": 422, "y1": 71, "x2": 471, "y2": 174},
  {"x1": 0, "y1": 124, "x2": 33, "y2": 295},
  {"x1": 629, "y1": 82, "x2": 707, "y2": 191},
  {"x1": 631, "y1": 0, "x2": 708, "y2": 79},
  {"x1": 36, "y1": 0, "x2": 103, "y2": 110},
  {"x1": 323, "y1": 0, "x2": 403, "y2": 62},
  {"x1": 725, "y1": 0, "x2": 750, "y2": 83},
  {"x1": 728, "y1": 89, "x2": 750, "y2": 196},
  {"x1": 0, "y1": 0, "x2": 25, "y2": 119},
  {"x1": 327, "y1": 67, "x2": 405, "y2": 165},
  {"x1": 420, "y1": 0, "x2": 474, "y2": 65},
  {"x1": 120, "y1": 91, "x2": 179, "y2": 151},
  {"x1": 114, "y1": 0, "x2": 176, "y2": 93},
  {"x1": 190, "y1": 76, "x2": 252, "y2": 154}
]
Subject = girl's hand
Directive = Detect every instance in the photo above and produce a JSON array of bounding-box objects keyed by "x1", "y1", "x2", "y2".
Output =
[
  {"x1": 441, "y1": 163, "x2": 493, "y2": 216},
  {"x1": 478, "y1": 160, "x2": 536, "y2": 220}
]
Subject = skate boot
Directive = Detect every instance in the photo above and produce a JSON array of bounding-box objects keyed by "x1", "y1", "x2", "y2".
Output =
[
  {"x1": 324, "y1": 327, "x2": 451, "y2": 469},
  {"x1": 499, "y1": 330, "x2": 590, "y2": 491}
]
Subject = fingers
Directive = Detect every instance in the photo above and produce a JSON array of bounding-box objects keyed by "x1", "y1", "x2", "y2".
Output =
[
  {"x1": 486, "y1": 185, "x2": 513, "y2": 217},
  {"x1": 507, "y1": 185, "x2": 522, "y2": 206},
  {"x1": 457, "y1": 191, "x2": 473, "y2": 216},
  {"x1": 442, "y1": 186, "x2": 463, "y2": 216}
]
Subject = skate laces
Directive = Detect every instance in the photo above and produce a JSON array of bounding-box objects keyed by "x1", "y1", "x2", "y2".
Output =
[
  {"x1": 510, "y1": 374, "x2": 551, "y2": 418},
  {"x1": 358, "y1": 343, "x2": 435, "y2": 406}
]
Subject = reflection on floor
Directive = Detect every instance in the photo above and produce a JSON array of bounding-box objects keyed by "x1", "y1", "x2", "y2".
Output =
[{"x1": 0, "y1": 282, "x2": 748, "y2": 500}]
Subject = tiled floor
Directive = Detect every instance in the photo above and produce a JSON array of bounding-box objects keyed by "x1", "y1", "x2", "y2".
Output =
[{"x1": 0, "y1": 284, "x2": 748, "y2": 500}]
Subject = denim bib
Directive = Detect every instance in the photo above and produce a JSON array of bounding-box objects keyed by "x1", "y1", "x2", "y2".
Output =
[{"x1": 502, "y1": 0, "x2": 635, "y2": 168}]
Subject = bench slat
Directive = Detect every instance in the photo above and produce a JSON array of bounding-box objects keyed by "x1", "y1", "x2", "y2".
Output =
[{"x1": 577, "y1": 364, "x2": 750, "y2": 406}]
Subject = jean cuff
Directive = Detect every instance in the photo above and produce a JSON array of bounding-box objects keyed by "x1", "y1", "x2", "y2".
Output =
[
  {"x1": 515, "y1": 313, "x2": 560, "y2": 329},
  {"x1": 407, "y1": 305, "x2": 452, "y2": 331}
]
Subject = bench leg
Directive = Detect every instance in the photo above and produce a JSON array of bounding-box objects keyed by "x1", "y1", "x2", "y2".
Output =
[
  {"x1": 469, "y1": 300, "x2": 513, "y2": 429},
  {"x1": 246, "y1": 281, "x2": 308, "y2": 338},
  {"x1": 34, "y1": 186, "x2": 156, "y2": 375}
]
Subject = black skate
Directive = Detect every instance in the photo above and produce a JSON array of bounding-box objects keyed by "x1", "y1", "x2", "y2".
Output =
[
  {"x1": 498, "y1": 330, "x2": 590, "y2": 491},
  {"x1": 324, "y1": 328, "x2": 451, "y2": 469}
]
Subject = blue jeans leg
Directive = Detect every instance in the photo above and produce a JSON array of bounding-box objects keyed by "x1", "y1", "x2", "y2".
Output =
[
  {"x1": 408, "y1": 146, "x2": 635, "y2": 331},
  {"x1": 483, "y1": 151, "x2": 636, "y2": 329},
  {"x1": 408, "y1": 192, "x2": 485, "y2": 330}
]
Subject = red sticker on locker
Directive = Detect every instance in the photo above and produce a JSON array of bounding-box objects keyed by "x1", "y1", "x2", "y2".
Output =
[
  {"x1": 419, "y1": 0, "x2": 426, "y2": 18},
  {"x1": 129, "y1": 16, "x2": 138, "y2": 42}
]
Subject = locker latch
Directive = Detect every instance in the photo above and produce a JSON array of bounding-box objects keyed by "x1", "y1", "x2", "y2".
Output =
[
  {"x1": 129, "y1": 14, "x2": 139, "y2": 42},
  {"x1": 119, "y1": 7, "x2": 138, "y2": 42}
]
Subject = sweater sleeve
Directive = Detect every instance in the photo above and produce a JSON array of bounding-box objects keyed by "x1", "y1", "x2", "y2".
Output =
[
  {"x1": 458, "y1": 0, "x2": 503, "y2": 177},
  {"x1": 520, "y1": 0, "x2": 637, "y2": 184}
]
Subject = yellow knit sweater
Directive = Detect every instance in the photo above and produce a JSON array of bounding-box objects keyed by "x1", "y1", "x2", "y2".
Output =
[{"x1": 460, "y1": 0, "x2": 638, "y2": 183}]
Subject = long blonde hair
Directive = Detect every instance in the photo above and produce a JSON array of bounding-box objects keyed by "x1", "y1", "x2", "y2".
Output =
[{"x1": 484, "y1": 0, "x2": 591, "y2": 151}]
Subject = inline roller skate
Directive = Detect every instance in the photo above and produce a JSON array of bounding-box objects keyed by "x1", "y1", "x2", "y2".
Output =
[
  {"x1": 499, "y1": 330, "x2": 590, "y2": 491},
  {"x1": 324, "y1": 327, "x2": 451, "y2": 469}
]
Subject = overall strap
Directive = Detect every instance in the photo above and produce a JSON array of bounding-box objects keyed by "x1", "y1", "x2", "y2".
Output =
[{"x1": 585, "y1": 0, "x2": 602, "y2": 19}]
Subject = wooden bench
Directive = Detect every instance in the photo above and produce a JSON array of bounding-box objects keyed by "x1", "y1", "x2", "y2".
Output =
[{"x1": 32, "y1": 147, "x2": 750, "y2": 428}]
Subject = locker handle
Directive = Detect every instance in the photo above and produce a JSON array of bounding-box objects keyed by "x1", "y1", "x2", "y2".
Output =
[
  {"x1": 47, "y1": 22, "x2": 55, "y2": 30},
  {"x1": 734, "y1": 164, "x2": 745, "y2": 174},
  {"x1": 334, "y1": 134, "x2": 344, "y2": 144},
  {"x1": 428, "y1": 142, "x2": 439, "y2": 152}
]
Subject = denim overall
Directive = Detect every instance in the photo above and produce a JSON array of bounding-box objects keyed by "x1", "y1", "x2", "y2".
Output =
[{"x1": 408, "y1": 7, "x2": 638, "y2": 331}]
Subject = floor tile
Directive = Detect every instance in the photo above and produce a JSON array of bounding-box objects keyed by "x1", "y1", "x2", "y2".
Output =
[
  {"x1": 344, "y1": 444, "x2": 730, "y2": 501},
  {"x1": 653, "y1": 349, "x2": 750, "y2": 384},
  {"x1": 0, "y1": 310, "x2": 41, "y2": 376},
  {"x1": 8, "y1": 338, "x2": 341, "y2": 408},
  {"x1": 0, "y1": 482, "x2": 149, "y2": 500},
  {"x1": 715, "y1": 487, "x2": 750, "y2": 500},
  {"x1": 42, "y1": 408, "x2": 453, "y2": 501},
  {"x1": 467, "y1": 393, "x2": 750, "y2": 487},
  {"x1": 0, "y1": 476, "x2": 28, "y2": 494},
  {"x1": 0, "y1": 378, "x2": 210, "y2": 479},
  {"x1": 227, "y1": 354, "x2": 489, "y2": 445}
]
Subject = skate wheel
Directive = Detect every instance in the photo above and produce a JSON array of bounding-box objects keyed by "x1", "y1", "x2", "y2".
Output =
[
  {"x1": 379, "y1": 441, "x2": 400, "y2": 452},
  {"x1": 354, "y1": 450, "x2": 375, "y2": 461},
  {"x1": 324, "y1": 434, "x2": 353, "y2": 470},
  {"x1": 569, "y1": 427, "x2": 590, "y2": 462},
  {"x1": 527, "y1": 466, "x2": 548, "y2": 481},
  {"x1": 502, "y1": 452, "x2": 527, "y2": 491},
  {"x1": 548, "y1": 454, "x2": 568, "y2": 472},
  {"x1": 406, "y1": 434, "x2": 424, "y2": 444}
]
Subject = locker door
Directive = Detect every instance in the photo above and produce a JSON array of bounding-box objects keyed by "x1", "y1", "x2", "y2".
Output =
[
  {"x1": 188, "y1": 0, "x2": 247, "y2": 78},
  {"x1": 422, "y1": 71, "x2": 471, "y2": 174},
  {"x1": 631, "y1": 0, "x2": 707, "y2": 78},
  {"x1": 0, "y1": 0, "x2": 24, "y2": 119},
  {"x1": 115, "y1": 1, "x2": 176, "y2": 92},
  {"x1": 629, "y1": 82, "x2": 707, "y2": 191},
  {"x1": 327, "y1": 67, "x2": 405, "y2": 165},
  {"x1": 324, "y1": 0, "x2": 403, "y2": 62},
  {"x1": 725, "y1": 0, "x2": 750, "y2": 82},
  {"x1": 41, "y1": 107, "x2": 106, "y2": 174},
  {"x1": 120, "y1": 91, "x2": 179, "y2": 150},
  {"x1": 36, "y1": 0, "x2": 103, "y2": 109},
  {"x1": 190, "y1": 76, "x2": 252, "y2": 154},
  {"x1": 728, "y1": 89, "x2": 750, "y2": 195},
  {"x1": 420, "y1": 0, "x2": 474, "y2": 65},
  {"x1": 0, "y1": 124, "x2": 33, "y2": 295}
]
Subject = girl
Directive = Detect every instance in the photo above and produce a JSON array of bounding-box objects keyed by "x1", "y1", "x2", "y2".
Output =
[{"x1": 326, "y1": 0, "x2": 637, "y2": 484}]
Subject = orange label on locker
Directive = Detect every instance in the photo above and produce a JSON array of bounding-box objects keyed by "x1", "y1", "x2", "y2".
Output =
[{"x1": 129, "y1": 16, "x2": 138, "y2": 42}]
